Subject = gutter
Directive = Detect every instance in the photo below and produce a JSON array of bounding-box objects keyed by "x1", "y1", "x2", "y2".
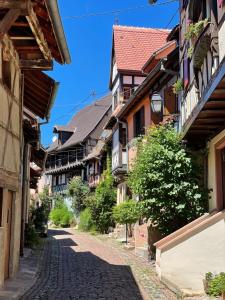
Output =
[{"x1": 45, "y1": 0, "x2": 71, "y2": 64}]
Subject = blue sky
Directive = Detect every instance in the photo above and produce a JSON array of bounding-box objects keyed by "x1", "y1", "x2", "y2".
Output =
[{"x1": 42, "y1": 0, "x2": 179, "y2": 147}]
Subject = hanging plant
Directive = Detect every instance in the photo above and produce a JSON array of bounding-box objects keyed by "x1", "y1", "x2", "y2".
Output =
[
  {"x1": 172, "y1": 79, "x2": 183, "y2": 94},
  {"x1": 185, "y1": 19, "x2": 209, "y2": 41},
  {"x1": 187, "y1": 46, "x2": 194, "y2": 58}
]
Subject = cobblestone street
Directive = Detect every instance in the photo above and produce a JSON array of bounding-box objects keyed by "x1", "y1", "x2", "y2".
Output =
[{"x1": 20, "y1": 229, "x2": 177, "y2": 300}]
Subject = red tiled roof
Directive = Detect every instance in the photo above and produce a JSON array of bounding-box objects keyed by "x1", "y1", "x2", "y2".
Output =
[{"x1": 113, "y1": 25, "x2": 170, "y2": 73}]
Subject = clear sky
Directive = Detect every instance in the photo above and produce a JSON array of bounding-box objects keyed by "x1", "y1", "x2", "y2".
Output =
[{"x1": 41, "y1": 0, "x2": 179, "y2": 147}]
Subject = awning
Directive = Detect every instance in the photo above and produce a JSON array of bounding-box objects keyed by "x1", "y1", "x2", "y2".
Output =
[{"x1": 23, "y1": 70, "x2": 59, "y2": 120}]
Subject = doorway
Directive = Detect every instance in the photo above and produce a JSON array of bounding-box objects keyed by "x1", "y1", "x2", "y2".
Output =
[{"x1": 4, "y1": 191, "x2": 13, "y2": 280}]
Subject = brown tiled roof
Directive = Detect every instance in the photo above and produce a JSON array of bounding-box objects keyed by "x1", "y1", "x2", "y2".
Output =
[
  {"x1": 113, "y1": 25, "x2": 170, "y2": 73},
  {"x1": 55, "y1": 94, "x2": 112, "y2": 150}
]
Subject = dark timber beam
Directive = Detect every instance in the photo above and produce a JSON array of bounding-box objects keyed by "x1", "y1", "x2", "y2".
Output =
[
  {"x1": 0, "y1": 1, "x2": 32, "y2": 15},
  {"x1": 0, "y1": 9, "x2": 21, "y2": 40},
  {"x1": 20, "y1": 59, "x2": 53, "y2": 70}
]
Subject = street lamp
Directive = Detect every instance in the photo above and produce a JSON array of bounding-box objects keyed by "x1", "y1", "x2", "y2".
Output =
[{"x1": 151, "y1": 93, "x2": 163, "y2": 114}]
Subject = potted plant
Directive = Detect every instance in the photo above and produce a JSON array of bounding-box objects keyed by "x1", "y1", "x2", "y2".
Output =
[
  {"x1": 172, "y1": 79, "x2": 183, "y2": 95},
  {"x1": 185, "y1": 19, "x2": 209, "y2": 44}
]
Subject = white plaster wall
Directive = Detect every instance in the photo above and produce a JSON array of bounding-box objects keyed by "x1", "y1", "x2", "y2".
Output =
[
  {"x1": 219, "y1": 21, "x2": 225, "y2": 63},
  {"x1": 159, "y1": 218, "x2": 225, "y2": 291},
  {"x1": 208, "y1": 129, "x2": 225, "y2": 211}
]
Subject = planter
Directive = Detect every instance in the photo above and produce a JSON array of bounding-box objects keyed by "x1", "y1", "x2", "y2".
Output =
[{"x1": 223, "y1": 291, "x2": 225, "y2": 300}]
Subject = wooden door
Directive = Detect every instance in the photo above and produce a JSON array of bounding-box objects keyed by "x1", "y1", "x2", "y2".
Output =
[{"x1": 4, "y1": 191, "x2": 12, "y2": 279}]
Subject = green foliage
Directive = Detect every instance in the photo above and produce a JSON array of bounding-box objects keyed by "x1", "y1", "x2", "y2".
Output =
[
  {"x1": 206, "y1": 273, "x2": 225, "y2": 296},
  {"x1": 49, "y1": 205, "x2": 74, "y2": 227},
  {"x1": 24, "y1": 222, "x2": 40, "y2": 248},
  {"x1": 128, "y1": 124, "x2": 208, "y2": 236},
  {"x1": 185, "y1": 19, "x2": 208, "y2": 40},
  {"x1": 113, "y1": 200, "x2": 140, "y2": 225},
  {"x1": 67, "y1": 177, "x2": 90, "y2": 214},
  {"x1": 78, "y1": 208, "x2": 95, "y2": 232},
  {"x1": 88, "y1": 157, "x2": 116, "y2": 233},
  {"x1": 172, "y1": 79, "x2": 183, "y2": 94},
  {"x1": 52, "y1": 194, "x2": 64, "y2": 209},
  {"x1": 187, "y1": 46, "x2": 194, "y2": 58}
]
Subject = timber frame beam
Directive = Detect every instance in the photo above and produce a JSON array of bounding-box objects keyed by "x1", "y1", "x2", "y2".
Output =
[
  {"x1": 0, "y1": 1, "x2": 32, "y2": 15},
  {"x1": 20, "y1": 59, "x2": 53, "y2": 70},
  {"x1": 26, "y1": 8, "x2": 52, "y2": 61}
]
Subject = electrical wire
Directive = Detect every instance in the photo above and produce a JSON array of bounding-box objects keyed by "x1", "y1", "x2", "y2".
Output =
[{"x1": 64, "y1": 0, "x2": 179, "y2": 20}]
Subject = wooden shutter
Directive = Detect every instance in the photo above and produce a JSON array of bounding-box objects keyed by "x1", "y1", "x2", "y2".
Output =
[{"x1": 183, "y1": 56, "x2": 189, "y2": 88}]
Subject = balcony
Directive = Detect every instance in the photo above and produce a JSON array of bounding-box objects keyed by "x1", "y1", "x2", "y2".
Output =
[
  {"x1": 45, "y1": 149, "x2": 85, "y2": 175},
  {"x1": 52, "y1": 184, "x2": 68, "y2": 194},
  {"x1": 88, "y1": 174, "x2": 100, "y2": 188},
  {"x1": 112, "y1": 147, "x2": 127, "y2": 175}
]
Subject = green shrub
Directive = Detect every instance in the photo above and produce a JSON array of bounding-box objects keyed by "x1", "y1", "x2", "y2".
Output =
[
  {"x1": 88, "y1": 156, "x2": 116, "y2": 233},
  {"x1": 113, "y1": 200, "x2": 140, "y2": 225},
  {"x1": 49, "y1": 205, "x2": 74, "y2": 227},
  {"x1": 207, "y1": 273, "x2": 225, "y2": 297},
  {"x1": 78, "y1": 208, "x2": 95, "y2": 232},
  {"x1": 67, "y1": 176, "x2": 90, "y2": 214},
  {"x1": 24, "y1": 222, "x2": 40, "y2": 248},
  {"x1": 128, "y1": 124, "x2": 208, "y2": 236}
]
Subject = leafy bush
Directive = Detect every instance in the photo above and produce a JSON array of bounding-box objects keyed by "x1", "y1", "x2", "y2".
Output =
[
  {"x1": 173, "y1": 79, "x2": 183, "y2": 94},
  {"x1": 128, "y1": 124, "x2": 208, "y2": 236},
  {"x1": 78, "y1": 208, "x2": 95, "y2": 232},
  {"x1": 88, "y1": 157, "x2": 116, "y2": 233},
  {"x1": 24, "y1": 222, "x2": 40, "y2": 248},
  {"x1": 68, "y1": 177, "x2": 90, "y2": 214},
  {"x1": 113, "y1": 200, "x2": 140, "y2": 225},
  {"x1": 206, "y1": 273, "x2": 225, "y2": 297},
  {"x1": 49, "y1": 205, "x2": 74, "y2": 227}
]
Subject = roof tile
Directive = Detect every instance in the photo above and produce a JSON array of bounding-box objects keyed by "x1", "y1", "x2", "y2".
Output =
[{"x1": 113, "y1": 25, "x2": 170, "y2": 72}]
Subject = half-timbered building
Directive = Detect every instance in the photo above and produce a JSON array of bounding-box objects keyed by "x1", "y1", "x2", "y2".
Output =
[
  {"x1": 45, "y1": 95, "x2": 112, "y2": 195},
  {"x1": 154, "y1": 0, "x2": 225, "y2": 294},
  {"x1": 0, "y1": 0, "x2": 70, "y2": 287}
]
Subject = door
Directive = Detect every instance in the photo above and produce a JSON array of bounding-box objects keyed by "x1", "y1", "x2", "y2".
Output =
[{"x1": 4, "y1": 191, "x2": 12, "y2": 279}]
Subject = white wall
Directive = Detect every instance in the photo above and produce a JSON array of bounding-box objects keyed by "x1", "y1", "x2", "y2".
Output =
[
  {"x1": 158, "y1": 216, "x2": 225, "y2": 291},
  {"x1": 208, "y1": 129, "x2": 225, "y2": 211}
]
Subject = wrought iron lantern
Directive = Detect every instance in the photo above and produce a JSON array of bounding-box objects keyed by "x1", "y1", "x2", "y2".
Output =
[{"x1": 151, "y1": 93, "x2": 163, "y2": 114}]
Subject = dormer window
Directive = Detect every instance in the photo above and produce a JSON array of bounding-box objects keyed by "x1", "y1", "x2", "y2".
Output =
[{"x1": 123, "y1": 86, "x2": 132, "y2": 100}]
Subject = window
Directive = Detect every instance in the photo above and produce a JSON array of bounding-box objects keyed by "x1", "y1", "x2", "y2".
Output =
[
  {"x1": 123, "y1": 86, "x2": 132, "y2": 100},
  {"x1": 133, "y1": 106, "x2": 145, "y2": 137}
]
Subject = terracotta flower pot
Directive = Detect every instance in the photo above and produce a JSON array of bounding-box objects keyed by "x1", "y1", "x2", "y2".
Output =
[{"x1": 222, "y1": 291, "x2": 225, "y2": 300}]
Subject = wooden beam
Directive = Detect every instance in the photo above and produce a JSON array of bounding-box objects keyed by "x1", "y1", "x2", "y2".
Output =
[
  {"x1": 26, "y1": 8, "x2": 52, "y2": 61},
  {"x1": 0, "y1": 9, "x2": 20, "y2": 40},
  {"x1": 0, "y1": 1, "x2": 31, "y2": 15},
  {"x1": 10, "y1": 36, "x2": 35, "y2": 40},
  {"x1": 20, "y1": 59, "x2": 53, "y2": 70}
]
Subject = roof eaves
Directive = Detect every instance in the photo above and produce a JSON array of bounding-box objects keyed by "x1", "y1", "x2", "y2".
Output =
[{"x1": 45, "y1": 0, "x2": 71, "y2": 64}]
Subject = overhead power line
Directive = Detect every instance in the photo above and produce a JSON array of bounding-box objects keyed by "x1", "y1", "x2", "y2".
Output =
[{"x1": 64, "y1": 0, "x2": 179, "y2": 20}]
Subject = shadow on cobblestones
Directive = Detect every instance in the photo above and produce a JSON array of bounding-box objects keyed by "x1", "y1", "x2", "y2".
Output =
[{"x1": 20, "y1": 230, "x2": 144, "y2": 300}]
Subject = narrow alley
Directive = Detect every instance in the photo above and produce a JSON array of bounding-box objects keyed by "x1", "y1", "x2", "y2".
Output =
[{"x1": 20, "y1": 230, "x2": 177, "y2": 300}]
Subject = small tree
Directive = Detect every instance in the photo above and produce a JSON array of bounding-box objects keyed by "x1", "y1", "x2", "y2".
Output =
[
  {"x1": 67, "y1": 177, "x2": 90, "y2": 214},
  {"x1": 88, "y1": 156, "x2": 116, "y2": 233},
  {"x1": 128, "y1": 124, "x2": 208, "y2": 236},
  {"x1": 113, "y1": 200, "x2": 140, "y2": 240}
]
